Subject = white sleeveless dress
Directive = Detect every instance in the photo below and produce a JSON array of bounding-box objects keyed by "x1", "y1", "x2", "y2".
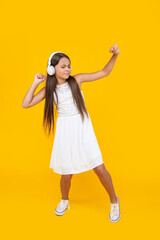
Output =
[{"x1": 49, "y1": 81, "x2": 104, "y2": 175}]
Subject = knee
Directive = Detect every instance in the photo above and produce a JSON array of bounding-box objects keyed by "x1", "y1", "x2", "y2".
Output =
[{"x1": 93, "y1": 163, "x2": 106, "y2": 175}]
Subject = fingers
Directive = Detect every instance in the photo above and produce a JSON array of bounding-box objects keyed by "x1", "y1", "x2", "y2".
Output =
[
  {"x1": 109, "y1": 44, "x2": 119, "y2": 54},
  {"x1": 36, "y1": 73, "x2": 46, "y2": 80}
]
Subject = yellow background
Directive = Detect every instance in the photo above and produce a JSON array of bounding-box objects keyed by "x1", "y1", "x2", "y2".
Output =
[{"x1": 0, "y1": 0, "x2": 160, "y2": 238}]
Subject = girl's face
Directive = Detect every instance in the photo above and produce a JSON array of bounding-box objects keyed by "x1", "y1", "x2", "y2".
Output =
[{"x1": 55, "y1": 57, "x2": 71, "y2": 80}]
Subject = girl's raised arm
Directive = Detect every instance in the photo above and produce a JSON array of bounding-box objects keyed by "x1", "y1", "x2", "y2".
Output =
[
  {"x1": 73, "y1": 44, "x2": 120, "y2": 84},
  {"x1": 22, "y1": 73, "x2": 46, "y2": 108}
]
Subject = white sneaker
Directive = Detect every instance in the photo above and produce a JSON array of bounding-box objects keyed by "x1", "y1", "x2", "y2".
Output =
[
  {"x1": 55, "y1": 199, "x2": 70, "y2": 216},
  {"x1": 109, "y1": 195, "x2": 120, "y2": 222}
]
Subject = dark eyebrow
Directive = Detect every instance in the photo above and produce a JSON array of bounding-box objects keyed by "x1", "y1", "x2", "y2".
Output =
[{"x1": 61, "y1": 64, "x2": 71, "y2": 66}]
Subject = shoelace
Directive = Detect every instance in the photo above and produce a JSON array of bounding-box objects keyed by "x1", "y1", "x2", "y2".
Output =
[{"x1": 110, "y1": 204, "x2": 119, "y2": 217}]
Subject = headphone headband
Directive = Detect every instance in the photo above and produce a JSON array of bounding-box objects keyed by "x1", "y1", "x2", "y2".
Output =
[{"x1": 47, "y1": 51, "x2": 62, "y2": 67}]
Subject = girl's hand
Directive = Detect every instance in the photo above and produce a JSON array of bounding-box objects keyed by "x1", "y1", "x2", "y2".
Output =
[
  {"x1": 34, "y1": 73, "x2": 46, "y2": 84},
  {"x1": 109, "y1": 44, "x2": 120, "y2": 55}
]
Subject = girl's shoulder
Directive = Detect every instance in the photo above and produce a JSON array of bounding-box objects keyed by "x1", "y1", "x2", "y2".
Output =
[{"x1": 72, "y1": 74, "x2": 82, "y2": 90}]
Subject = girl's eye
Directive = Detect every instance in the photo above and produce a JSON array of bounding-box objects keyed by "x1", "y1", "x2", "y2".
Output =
[{"x1": 62, "y1": 66, "x2": 71, "y2": 68}]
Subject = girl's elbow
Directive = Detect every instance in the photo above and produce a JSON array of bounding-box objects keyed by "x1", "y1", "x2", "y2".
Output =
[{"x1": 22, "y1": 103, "x2": 28, "y2": 108}]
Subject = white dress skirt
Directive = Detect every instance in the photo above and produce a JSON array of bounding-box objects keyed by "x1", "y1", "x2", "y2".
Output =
[{"x1": 49, "y1": 81, "x2": 104, "y2": 175}]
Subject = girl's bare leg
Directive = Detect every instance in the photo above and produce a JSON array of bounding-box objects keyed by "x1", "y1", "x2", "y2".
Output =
[
  {"x1": 60, "y1": 174, "x2": 73, "y2": 200},
  {"x1": 93, "y1": 163, "x2": 118, "y2": 203}
]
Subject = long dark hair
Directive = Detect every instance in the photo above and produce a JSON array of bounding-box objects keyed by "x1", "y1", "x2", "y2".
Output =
[{"x1": 43, "y1": 52, "x2": 89, "y2": 136}]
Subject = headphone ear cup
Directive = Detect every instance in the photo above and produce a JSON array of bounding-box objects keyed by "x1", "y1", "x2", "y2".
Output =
[{"x1": 47, "y1": 66, "x2": 55, "y2": 75}]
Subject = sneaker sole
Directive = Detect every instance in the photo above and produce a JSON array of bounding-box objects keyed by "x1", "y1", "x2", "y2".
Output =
[
  {"x1": 109, "y1": 212, "x2": 120, "y2": 222},
  {"x1": 55, "y1": 209, "x2": 66, "y2": 216},
  {"x1": 55, "y1": 206, "x2": 69, "y2": 216}
]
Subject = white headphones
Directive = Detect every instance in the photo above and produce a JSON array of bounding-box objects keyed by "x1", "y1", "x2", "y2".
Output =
[{"x1": 47, "y1": 51, "x2": 72, "y2": 76}]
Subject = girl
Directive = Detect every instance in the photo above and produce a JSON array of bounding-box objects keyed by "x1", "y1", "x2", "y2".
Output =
[{"x1": 22, "y1": 45, "x2": 120, "y2": 222}]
